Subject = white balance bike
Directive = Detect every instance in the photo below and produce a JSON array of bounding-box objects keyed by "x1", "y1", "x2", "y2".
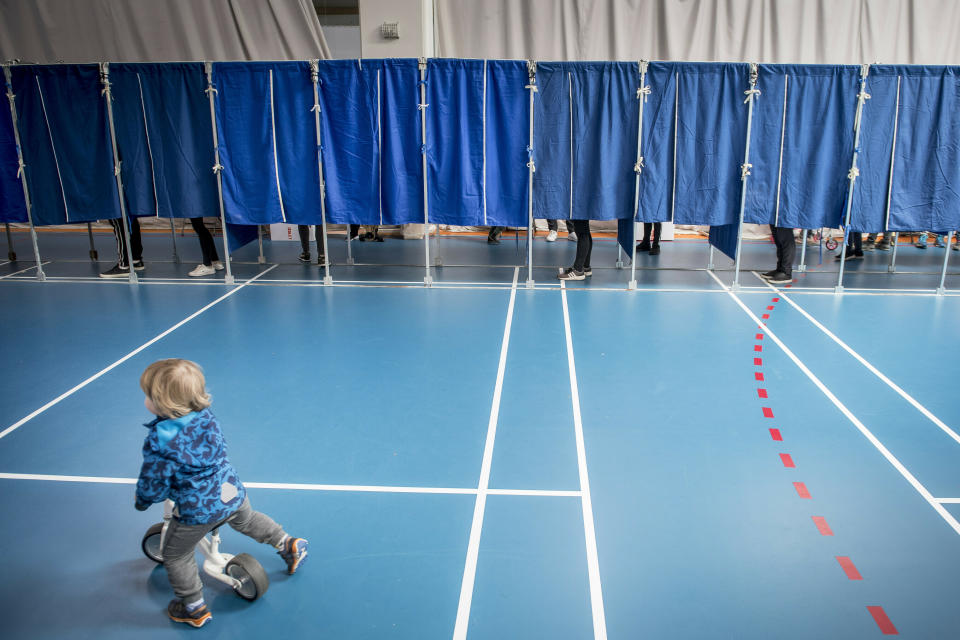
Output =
[{"x1": 141, "y1": 499, "x2": 269, "y2": 601}]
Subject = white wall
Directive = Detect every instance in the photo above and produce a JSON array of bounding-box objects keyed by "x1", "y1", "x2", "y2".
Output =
[
  {"x1": 359, "y1": 0, "x2": 423, "y2": 57},
  {"x1": 323, "y1": 25, "x2": 362, "y2": 58}
]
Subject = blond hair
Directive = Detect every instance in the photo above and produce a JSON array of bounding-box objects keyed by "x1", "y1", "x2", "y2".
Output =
[{"x1": 140, "y1": 359, "x2": 212, "y2": 418}]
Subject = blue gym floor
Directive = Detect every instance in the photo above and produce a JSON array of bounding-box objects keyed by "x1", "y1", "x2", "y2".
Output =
[{"x1": 1, "y1": 230, "x2": 959, "y2": 638}]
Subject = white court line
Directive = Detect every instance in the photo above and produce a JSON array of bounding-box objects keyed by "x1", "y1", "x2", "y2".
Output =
[
  {"x1": 935, "y1": 498, "x2": 960, "y2": 504},
  {"x1": 0, "y1": 473, "x2": 582, "y2": 497},
  {"x1": 0, "y1": 265, "x2": 277, "y2": 441},
  {"x1": 707, "y1": 270, "x2": 960, "y2": 536},
  {"x1": 560, "y1": 280, "x2": 608, "y2": 640},
  {"x1": 453, "y1": 267, "x2": 519, "y2": 640},
  {"x1": 0, "y1": 262, "x2": 50, "y2": 279},
  {"x1": 751, "y1": 271, "x2": 960, "y2": 447}
]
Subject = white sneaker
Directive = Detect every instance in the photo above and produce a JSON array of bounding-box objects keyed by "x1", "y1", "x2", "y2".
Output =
[
  {"x1": 188, "y1": 264, "x2": 216, "y2": 277},
  {"x1": 212, "y1": 261, "x2": 224, "y2": 271},
  {"x1": 546, "y1": 230, "x2": 558, "y2": 242},
  {"x1": 567, "y1": 231, "x2": 578, "y2": 242}
]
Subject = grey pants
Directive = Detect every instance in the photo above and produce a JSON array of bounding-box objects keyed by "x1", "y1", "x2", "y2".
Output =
[{"x1": 161, "y1": 497, "x2": 285, "y2": 601}]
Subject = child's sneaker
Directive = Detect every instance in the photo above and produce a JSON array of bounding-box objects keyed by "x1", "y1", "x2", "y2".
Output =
[
  {"x1": 916, "y1": 232, "x2": 929, "y2": 249},
  {"x1": 935, "y1": 234, "x2": 946, "y2": 248},
  {"x1": 279, "y1": 537, "x2": 309, "y2": 574},
  {"x1": 167, "y1": 599, "x2": 212, "y2": 628}
]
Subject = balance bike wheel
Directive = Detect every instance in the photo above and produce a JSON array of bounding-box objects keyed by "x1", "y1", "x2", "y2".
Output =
[
  {"x1": 141, "y1": 523, "x2": 164, "y2": 563},
  {"x1": 825, "y1": 238, "x2": 838, "y2": 251},
  {"x1": 225, "y1": 553, "x2": 269, "y2": 601}
]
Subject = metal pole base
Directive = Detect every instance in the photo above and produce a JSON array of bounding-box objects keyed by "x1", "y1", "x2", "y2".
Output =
[
  {"x1": 345, "y1": 257, "x2": 355, "y2": 265},
  {"x1": 258, "y1": 256, "x2": 266, "y2": 265},
  {"x1": 627, "y1": 279, "x2": 637, "y2": 290},
  {"x1": 127, "y1": 273, "x2": 139, "y2": 285},
  {"x1": 731, "y1": 282, "x2": 741, "y2": 292},
  {"x1": 936, "y1": 286, "x2": 946, "y2": 296},
  {"x1": 36, "y1": 269, "x2": 46, "y2": 281},
  {"x1": 834, "y1": 285, "x2": 844, "y2": 294},
  {"x1": 525, "y1": 279, "x2": 535, "y2": 289},
  {"x1": 616, "y1": 260, "x2": 625, "y2": 269},
  {"x1": 224, "y1": 274, "x2": 236, "y2": 285},
  {"x1": 323, "y1": 275, "x2": 333, "y2": 286},
  {"x1": 424, "y1": 275, "x2": 433, "y2": 286},
  {"x1": 888, "y1": 265, "x2": 896, "y2": 273}
]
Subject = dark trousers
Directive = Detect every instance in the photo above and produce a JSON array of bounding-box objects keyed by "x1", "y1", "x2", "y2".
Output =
[
  {"x1": 297, "y1": 225, "x2": 324, "y2": 256},
  {"x1": 772, "y1": 226, "x2": 796, "y2": 275},
  {"x1": 571, "y1": 219, "x2": 592, "y2": 271},
  {"x1": 190, "y1": 218, "x2": 220, "y2": 266},
  {"x1": 109, "y1": 216, "x2": 142, "y2": 267},
  {"x1": 846, "y1": 232, "x2": 863, "y2": 255},
  {"x1": 641, "y1": 222, "x2": 661, "y2": 246},
  {"x1": 547, "y1": 219, "x2": 575, "y2": 233}
]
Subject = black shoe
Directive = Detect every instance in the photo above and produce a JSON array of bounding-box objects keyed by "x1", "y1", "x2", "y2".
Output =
[
  {"x1": 99, "y1": 264, "x2": 130, "y2": 278},
  {"x1": 167, "y1": 599, "x2": 212, "y2": 628},
  {"x1": 649, "y1": 244, "x2": 660, "y2": 256},
  {"x1": 760, "y1": 270, "x2": 779, "y2": 279},
  {"x1": 636, "y1": 241, "x2": 651, "y2": 252},
  {"x1": 298, "y1": 251, "x2": 310, "y2": 263},
  {"x1": 316, "y1": 256, "x2": 326, "y2": 265},
  {"x1": 766, "y1": 271, "x2": 792, "y2": 284},
  {"x1": 835, "y1": 252, "x2": 863, "y2": 261},
  {"x1": 132, "y1": 259, "x2": 145, "y2": 271},
  {"x1": 487, "y1": 229, "x2": 502, "y2": 244},
  {"x1": 558, "y1": 267, "x2": 585, "y2": 281}
]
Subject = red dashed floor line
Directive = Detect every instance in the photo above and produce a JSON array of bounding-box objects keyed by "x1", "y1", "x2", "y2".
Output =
[{"x1": 753, "y1": 283, "x2": 897, "y2": 635}]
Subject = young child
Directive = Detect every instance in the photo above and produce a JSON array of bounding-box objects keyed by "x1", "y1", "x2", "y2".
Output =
[{"x1": 135, "y1": 359, "x2": 307, "y2": 628}]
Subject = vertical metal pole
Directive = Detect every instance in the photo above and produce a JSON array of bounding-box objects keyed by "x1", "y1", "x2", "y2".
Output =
[
  {"x1": 707, "y1": 244, "x2": 715, "y2": 270},
  {"x1": 3, "y1": 65, "x2": 44, "y2": 280},
  {"x1": 310, "y1": 60, "x2": 332, "y2": 285},
  {"x1": 418, "y1": 58, "x2": 432, "y2": 286},
  {"x1": 205, "y1": 62, "x2": 234, "y2": 284},
  {"x1": 257, "y1": 225, "x2": 265, "y2": 264},
  {"x1": 100, "y1": 63, "x2": 138, "y2": 284},
  {"x1": 4, "y1": 222, "x2": 14, "y2": 261},
  {"x1": 525, "y1": 61, "x2": 537, "y2": 288},
  {"x1": 434, "y1": 222, "x2": 442, "y2": 266},
  {"x1": 168, "y1": 218, "x2": 180, "y2": 263},
  {"x1": 889, "y1": 231, "x2": 899, "y2": 273},
  {"x1": 798, "y1": 229, "x2": 808, "y2": 272},
  {"x1": 936, "y1": 231, "x2": 953, "y2": 295},
  {"x1": 837, "y1": 64, "x2": 871, "y2": 294},
  {"x1": 86, "y1": 222, "x2": 98, "y2": 260},
  {"x1": 629, "y1": 61, "x2": 649, "y2": 290},
  {"x1": 733, "y1": 63, "x2": 760, "y2": 291}
]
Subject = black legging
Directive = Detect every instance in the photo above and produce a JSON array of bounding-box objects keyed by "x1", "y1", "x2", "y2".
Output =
[
  {"x1": 547, "y1": 219, "x2": 575, "y2": 233},
  {"x1": 190, "y1": 218, "x2": 220, "y2": 266},
  {"x1": 571, "y1": 219, "x2": 592, "y2": 272},
  {"x1": 772, "y1": 225, "x2": 796, "y2": 275},
  {"x1": 297, "y1": 225, "x2": 323, "y2": 257}
]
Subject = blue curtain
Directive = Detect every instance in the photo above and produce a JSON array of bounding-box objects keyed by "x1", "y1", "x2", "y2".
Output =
[
  {"x1": 426, "y1": 59, "x2": 484, "y2": 226},
  {"x1": 673, "y1": 63, "x2": 750, "y2": 226},
  {"x1": 109, "y1": 63, "x2": 218, "y2": 219},
  {"x1": 213, "y1": 62, "x2": 322, "y2": 225},
  {"x1": 10, "y1": 65, "x2": 120, "y2": 225},
  {"x1": 885, "y1": 66, "x2": 960, "y2": 233},
  {"x1": 484, "y1": 60, "x2": 529, "y2": 227},
  {"x1": 747, "y1": 65, "x2": 858, "y2": 230},
  {"x1": 318, "y1": 59, "x2": 423, "y2": 225},
  {"x1": 850, "y1": 67, "x2": 899, "y2": 233},
  {"x1": 0, "y1": 92, "x2": 26, "y2": 223},
  {"x1": 534, "y1": 62, "x2": 638, "y2": 221},
  {"x1": 636, "y1": 62, "x2": 678, "y2": 223}
]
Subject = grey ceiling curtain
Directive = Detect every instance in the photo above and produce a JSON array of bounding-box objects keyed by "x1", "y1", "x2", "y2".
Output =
[
  {"x1": 436, "y1": 0, "x2": 960, "y2": 64},
  {"x1": 0, "y1": 0, "x2": 331, "y2": 63}
]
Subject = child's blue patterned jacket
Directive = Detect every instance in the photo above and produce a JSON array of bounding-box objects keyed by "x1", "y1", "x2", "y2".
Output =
[{"x1": 135, "y1": 408, "x2": 246, "y2": 525}]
